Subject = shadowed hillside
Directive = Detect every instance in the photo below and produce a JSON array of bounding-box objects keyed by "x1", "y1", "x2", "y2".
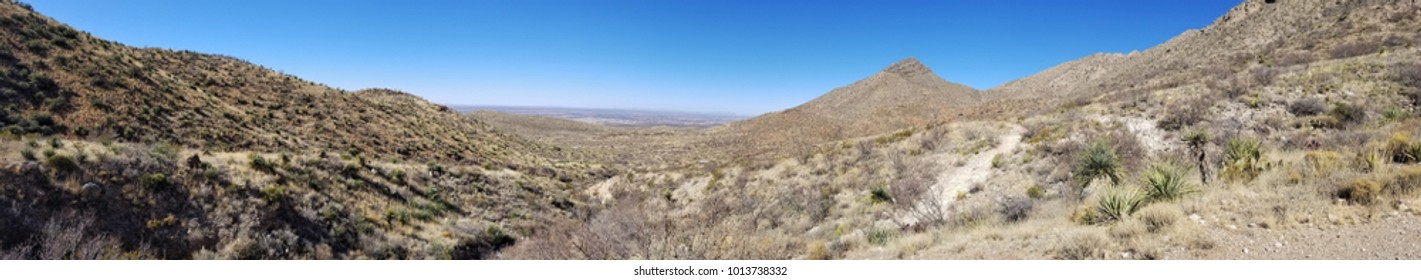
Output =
[{"x1": 0, "y1": 0, "x2": 603, "y2": 259}]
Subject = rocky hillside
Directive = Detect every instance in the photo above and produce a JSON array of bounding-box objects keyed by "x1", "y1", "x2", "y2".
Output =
[
  {"x1": 0, "y1": 0, "x2": 603, "y2": 259},
  {"x1": 0, "y1": 1, "x2": 568, "y2": 167},
  {"x1": 990, "y1": 0, "x2": 1420, "y2": 103}
]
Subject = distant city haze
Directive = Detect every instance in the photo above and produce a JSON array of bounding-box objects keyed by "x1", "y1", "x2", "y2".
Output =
[{"x1": 28, "y1": 0, "x2": 1237, "y2": 115}]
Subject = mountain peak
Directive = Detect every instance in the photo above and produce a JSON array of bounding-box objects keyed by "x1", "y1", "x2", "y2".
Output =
[{"x1": 882, "y1": 57, "x2": 932, "y2": 76}]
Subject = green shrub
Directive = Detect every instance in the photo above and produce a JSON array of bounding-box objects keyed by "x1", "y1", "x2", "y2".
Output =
[
  {"x1": 991, "y1": 153, "x2": 1005, "y2": 169},
  {"x1": 139, "y1": 172, "x2": 168, "y2": 189},
  {"x1": 1221, "y1": 136, "x2": 1264, "y2": 182},
  {"x1": 20, "y1": 149, "x2": 36, "y2": 161},
  {"x1": 868, "y1": 184, "x2": 892, "y2": 204},
  {"x1": 150, "y1": 143, "x2": 180, "y2": 163},
  {"x1": 1095, "y1": 188, "x2": 1146, "y2": 223},
  {"x1": 48, "y1": 137, "x2": 61, "y2": 148},
  {"x1": 1140, "y1": 162, "x2": 1196, "y2": 202},
  {"x1": 249, "y1": 153, "x2": 276, "y2": 173},
  {"x1": 1075, "y1": 141, "x2": 1122, "y2": 189},
  {"x1": 1026, "y1": 185, "x2": 1044, "y2": 199},
  {"x1": 44, "y1": 154, "x2": 79, "y2": 174},
  {"x1": 261, "y1": 185, "x2": 287, "y2": 203},
  {"x1": 866, "y1": 227, "x2": 896, "y2": 246}
]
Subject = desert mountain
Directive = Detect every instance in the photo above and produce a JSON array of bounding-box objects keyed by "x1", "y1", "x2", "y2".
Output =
[
  {"x1": 714, "y1": 57, "x2": 980, "y2": 157},
  {"x1": 0, "y1": 2, "x2": 570, "y2": 167},
  {"x1": 988, "y1": 0, "x2": 1419, "y2": 103},
  {"x1": 0, "y1": 0, "x2": 600, "y2": 260}
]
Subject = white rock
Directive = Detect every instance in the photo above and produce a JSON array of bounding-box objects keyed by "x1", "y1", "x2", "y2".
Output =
[
  {"x1": 1242, "y1": 248, "x2": 1250, "y2": 254},
  {"x1": 1274, "y1": 242, "x2": 1283, "y2": 248}
]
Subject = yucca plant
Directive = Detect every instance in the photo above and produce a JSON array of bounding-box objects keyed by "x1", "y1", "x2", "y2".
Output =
[
  {"x1": 1141, "y1": 162, "x2": 1197, "y2": 202},
  {"x1": 1075, "y1": 141, "x2": 1122, "y2": 191},
  {"x1": 1220, "y1": 136, "x2": 1263, "y2": 182},
  {"x1": 1095, "y1": 187, "x2": 1146, "y2": 223},
  {"x1": 1181, "y1": 128, "x2": 1210, "y2": 184}
]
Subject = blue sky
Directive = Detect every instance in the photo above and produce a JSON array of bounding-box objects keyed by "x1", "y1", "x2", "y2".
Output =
[{"x1": 28, "y1": 0, "x2": 1240, "y2": 115}]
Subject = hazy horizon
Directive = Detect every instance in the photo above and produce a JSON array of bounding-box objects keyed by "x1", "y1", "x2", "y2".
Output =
[{"x1": 29, "y1": 0, "x2": 1238, "y2": 115}]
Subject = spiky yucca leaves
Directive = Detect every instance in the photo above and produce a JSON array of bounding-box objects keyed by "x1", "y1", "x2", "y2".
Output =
[
  {"x1": 1094, "y1": 187, "x2": 1146, "y2": 223},
  {"x1": 1221, "y1": 136, "x2": 1264, "y2": 182},
  {"x1": 1141, "y1": 162, "x2": 1197, "y2": 202},
  {"x1": 1075, "y1": 141, "x2": 1122, "y2": 190},
  {"x1": 1181, "y1": 128, "x2": 1210, "y2": 184}
]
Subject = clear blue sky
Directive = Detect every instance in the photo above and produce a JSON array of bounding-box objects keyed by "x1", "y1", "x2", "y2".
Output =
[{"x1": 28, "y1": 0, "x2": 1240, "y2": 115}]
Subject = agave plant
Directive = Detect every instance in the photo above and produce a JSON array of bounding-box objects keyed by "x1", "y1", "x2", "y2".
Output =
[
  {"x1": 1095, "y1": 187, "x2": 1146, "y2": 223},
  {"x1": 1141, "y1": 162, "x2": 1197, "y2": 202}
]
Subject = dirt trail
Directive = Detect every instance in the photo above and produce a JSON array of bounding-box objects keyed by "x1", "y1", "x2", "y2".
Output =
[
  {"x1": 931, "y1": 124, "x2": 1027, "y2": 210},
  {"x1": 898, "y1": 124, "x2": 1026, "y2": 226}
]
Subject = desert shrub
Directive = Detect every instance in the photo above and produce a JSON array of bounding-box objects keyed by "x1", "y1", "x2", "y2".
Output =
[
  {"x1": 1070, "y1": 204, "x2": 1099, "y2": 225},
  {"x1": 1330, "y1": 103, "x2": 1366, "y2": 126},
  {"x1": 48, "y1": 137, "x2": 61, "y2": 148},
  {"x1": 149, "y1": 143, "x2": 180, "y2": 163},
  {"x1": 1140, "y1": 162, "x2": 1196, "y2": 202},
  {"x1": 868, "y1": 184, "x2": 892, "y2": 204},
  {"x1": 1026, "y1": 185, "x2": 1044, "y2": 199},
  {"x1": 1095, "y1": 188, "x2": 1146, "y2": 223},
  {"x1": 1304, "y1": 151, "x2": 1342, "y2": 173},
  {"x1": 1181, "y1": 129, "x2": 1211, "y2": 183},
  {"x1": 1386, "y1": 132, "x2": 1420, "y2": 163},
  {"x1": 1352, "y1": 149, "x2": 1383, "y2": 173},
  {"x1": 991, "y1": 153, "x2": 1005, "y2": 169},
  {"x1": 1055, "y1": 231, "x2": 1106, "y2": 260},
  {"x1": 261, "y1": 185, "x2": 287, "y2": 204},
  {"x1": 1382, "y1": 166, "x2": 1421, "y2": 196},
  {"x1": 1158, "y1": 98, "x2": 1208, "y2": 131},
  {"x1": 1397, "y1": 63, "x2": 1421, "y2": 108},
  {"x1": 20, "y1": 148, "x2": 36, "y2": 161},
  {"x1": 249, "y1": 153, "x2": 276, "y2": 173},
  {"x1": 865, "y1": 227, "x2": 895, "y2": 246},
  {"x1": 805, "y1": 241, "x2": 829, "y2": 260},
  {"x1": 1331, "y1": 40, "x2": 1380, "y2": 59},
  {"x1": 1251, "y1": 67, "x2": 1278, "y2": 86},
  {"x1": 138, "y1": 172, "x2": 168, "y2": 189},
  {"x1": 1133, "y1": 205, "x2": 1181, "y2": 233},
  {"x1": 1074, "y1": 141, "x2": 1122, "y2": 190},
  {"x1": 44, "y1": 154, "x2": 79, "y2": 174},
  {"x1": 1274, "y1": 51, "x2": 1317, "y2": 67},
  {"x1": 1220, "y1": 136, "x2": 1264, "y2": 182},
  {"x1": 998, "y1": 197, "x2": 1033, "y2": 223},
  {"x1": 1302, "y1": 115, "x2": 1343, "y2": 129},
  {"x1": 1341, "y1": 178, "x2": 1382, "y2": 205},
  {"x1": 1288, "y1": 98, "x2": 1326, "y2": 116}
]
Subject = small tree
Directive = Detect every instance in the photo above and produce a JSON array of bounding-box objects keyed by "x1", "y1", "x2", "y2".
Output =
[{"x1": 1074, "y1": 141, "x2": 1122, "y2": 198}]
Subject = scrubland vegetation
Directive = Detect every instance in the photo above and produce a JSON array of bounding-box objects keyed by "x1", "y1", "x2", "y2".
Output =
[{"x1": 5, "y1": 0, "x2": 1421, "y2": 260}]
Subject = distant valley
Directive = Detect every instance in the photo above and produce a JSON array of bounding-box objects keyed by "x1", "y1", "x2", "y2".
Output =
[{"x1": 453, "y1": 105, "x2": 746, "y2": 128}]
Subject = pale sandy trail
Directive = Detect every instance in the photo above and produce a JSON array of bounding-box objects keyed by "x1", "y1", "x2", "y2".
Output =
[
  {"x1": 931, "y1": 124, "x2": 1027, "y2": 212},
  {"x1": 898, "y1": 124, "x2": 1026, "y2": 226}
]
